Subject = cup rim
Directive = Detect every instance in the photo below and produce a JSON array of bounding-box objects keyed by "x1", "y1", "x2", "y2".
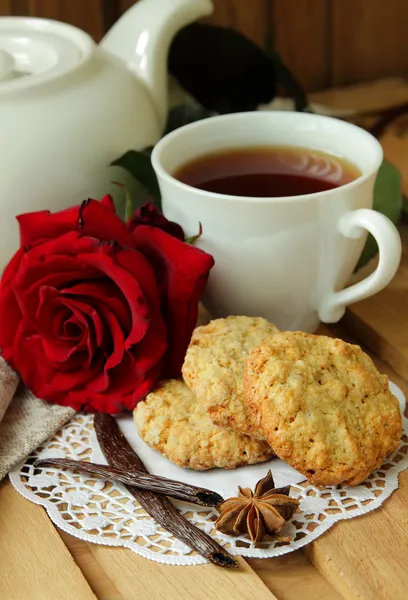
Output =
[{"x1": 151, "y1": 111, "x2": 384, "y2": 203}]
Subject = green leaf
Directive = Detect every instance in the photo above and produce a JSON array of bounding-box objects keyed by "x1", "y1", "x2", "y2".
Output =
[
  {"x1": 185, "y1": 222, "x2": 203, "y2": 245},
  {"x1": 356, "y1": 160, "x2": 402, "y2": 269},
  {"x1": 111, "y1": 149, "x2": 161, "y2": 208}
]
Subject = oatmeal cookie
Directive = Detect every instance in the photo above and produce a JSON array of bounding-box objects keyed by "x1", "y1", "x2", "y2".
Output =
[
  {"x1": 244, "y1": 331, "x2": 402, "y2": 486},
  {"x1": 182, "y1": 316, "x2": 279, "y2": 437},
  {"x1": 134, "y1": 379, "x2": 274, "y2": 470}
]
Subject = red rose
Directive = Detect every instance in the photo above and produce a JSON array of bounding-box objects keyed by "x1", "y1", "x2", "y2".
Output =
[
  {"x1": 128, "y1": 201, "x2": 185, "y2": 241},
  {"x1": 0, "y1": 197, "x2": 214, "y2": 413}
]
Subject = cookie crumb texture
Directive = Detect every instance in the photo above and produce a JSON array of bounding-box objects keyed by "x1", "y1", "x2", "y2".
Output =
[
  {"x1": 134, "y1": 379, "x2": 274, "y2": 470},
  {"x1": 245, "y1": 331, "x2": 402, "y2": 486},
  {"x1": 182, "y1": 316, "x2": 279, "y2": 437}
]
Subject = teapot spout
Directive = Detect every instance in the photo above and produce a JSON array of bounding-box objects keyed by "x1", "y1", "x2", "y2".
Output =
[{"x1": 100, "y1": 0, "x2": 213, "y2": 131}]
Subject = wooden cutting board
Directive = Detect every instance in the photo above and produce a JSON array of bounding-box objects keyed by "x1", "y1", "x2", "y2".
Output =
[{"x1": 343, "y1": 221, "x2": 408, "y2": 382}]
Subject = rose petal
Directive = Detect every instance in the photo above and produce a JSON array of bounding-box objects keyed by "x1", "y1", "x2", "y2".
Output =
[
  {"x1": 35, "y1": 285, "x2": 96, "y2": 366},
  {"x1": 113, "y1": 246, "x2": 167, "y2": 353},
  {"x1": 23, "y1": 331, "x2": 90, "y2": 372},
  {"x1": 62, "y1": 315, "x2": 83, "y2": 340},
  {"x1": 37, "y1": 287, "x2": 73, "y2": 338},
  {"x1": 61, "y1": 281, "x2": 131, "y2": 333},
  {"x1": 81, "y1": 250, "x2": 153, "y2": 347},
  {"x1": 131, "y1": 225, "x2": 214, "y2": 377},
  {"x1": 12, "y1": 327, "x2": 55, "y2": 390},
  {"x1": 96, "y1": 302, "x2": 125, "y2": 370},
  {"x1": 17, "y1": 198, "x2": 134, "y2": 248},
  {"x1": 53, "y1": 363, "x2": 160, "y2": 413},
  {"x1": 46, "y1": 353, "x2": 105, "y2": 393},
  {"x1": 100, "y1": 194, "x2": 116, "y2": 213},
  {"x1": 61, "y1": 296, "x2": 105, "y2": 348},
  {"x1": 0, "y1": 249, "x2": 24, "y2": 355},
  {"x1": 60, "y1": 302, "x2": 97, "y2": 362},
  {"x1": 127, "y1": 202, "x2": 185, "y2": 241}
]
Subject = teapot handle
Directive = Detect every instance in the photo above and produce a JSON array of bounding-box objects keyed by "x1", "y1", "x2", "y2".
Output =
[{"x1": 100, "y1": 0, "x2": 214, "y2": 130}]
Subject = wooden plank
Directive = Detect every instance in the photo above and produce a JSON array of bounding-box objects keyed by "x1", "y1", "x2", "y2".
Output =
[
  {"x1": 342, "y1": 224, "x2": 408, "y2": 384},
  {"x1": 248, "y1": 552, "x2": 343, "y2": 600},
  {"x1": 305, "y1": 476, "x2": 408, "y2": 600},
  {"x1": 60, "y1": 527, "x2": 341, "y2": 600},
  {"x1": 9, "y1": 0, "x2": 27, "y2": 14},
  {"x1": 117, "y1": 0, "x2": 135, "y2": 13},
  {"x1": 270, "y1": 0, "x2": 329, "y2": 91},
  {"x1": 310, "y1": 77, "x2": 408, "y2": 116},
  {"x1": 72, "y1": 543, "x2": 278, "y2": 600},
  {"x1": 58, "y1": 530, "x2": 123, "y2": 600},
  {"x1": 0, "y1": 480, "x2": 96, "y2": 600},
  {"x1": 381, "y1": 133, "x2": 408, "y2": 197},
  {"x1": 119, "y1": 0, "x2": 269, "y2": 48},
  {"x1": 331, "y1": 0, "x2": 408, "y2": 86},
  {"x1": 204, "y1": 0, "x2": 268, "y2": 47},
  {"x1": 26, "y1": 0, "x2": 106, "y2": 40},
  {"x1": 0, "y1": 0, "x2": 12, "y2": 14}
]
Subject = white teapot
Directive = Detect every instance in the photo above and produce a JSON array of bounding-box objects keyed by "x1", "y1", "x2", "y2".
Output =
[{"x1": 0, "y1": 0, "x2": 212, "y2": 267}]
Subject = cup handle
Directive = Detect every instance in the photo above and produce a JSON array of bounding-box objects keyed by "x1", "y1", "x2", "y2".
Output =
[{"x1": 318, "y1": 208, "x2": 402, "y2": 323}]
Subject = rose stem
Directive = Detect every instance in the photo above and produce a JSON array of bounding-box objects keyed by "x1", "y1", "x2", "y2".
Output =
[
  {"x1": 34, "y1": 457, "x2": 224, "y2": 507},
  {"x1": 94, "y1": 413, "x2": 238, "y2": 569}
]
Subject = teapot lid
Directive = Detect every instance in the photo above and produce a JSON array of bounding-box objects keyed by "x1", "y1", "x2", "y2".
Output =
[{"x1": 0, "y1": 17, "x2": 94, "y2": 93}]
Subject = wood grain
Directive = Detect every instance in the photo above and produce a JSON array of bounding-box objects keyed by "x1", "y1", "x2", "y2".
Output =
[
  {"x1": 305, "y1": 471, "x2": 408, "y2": 600},
  {"x1": 204, "y1": 0, "x2": 268, "y2": 47},
  {"x1": 58, "y1": 530, "x2": 123, "y2": 600},
  {"x1": 6, "y1": 0, "x2": 408, "y2": 91},
  {"x1": 270, "y1": 0, "x2": 329, "y2": 91},
  {"x1": 0, "y1": 0, "x2": 12, "y2": 14},
  {"x1": 310, "y1": 77, "x2": 408, "y2": 116},
  {"x1": 118, "y1": 0, "x2": 270, "y2": 48},
  {"x1": 25, "y1": 0, "x2": 106, "y2": 40},
  {"x1": 75, "y1": 542, "x2": 278, "y2": 600},
  {"x1": 248, "y1": 552, "x2": 343, "y2": 600},
  {"x1": 342, "y1": 224, "x2": 408, "y2": 384},
  {"x1": 331, "y1": 0, "x2": 408, "y2": 86},
  {"x1": 381, "y1": 132, "x2": 408, "y2": 196},
  {"x1": 117, "y1": 0, "x2": 135, "y2": 13},
  {"x1": 60, "y1": 527, "x2": 342, "y2": 600},
  {"x1": 0, "y1": 481, "x2": 96, "y2": 600}
]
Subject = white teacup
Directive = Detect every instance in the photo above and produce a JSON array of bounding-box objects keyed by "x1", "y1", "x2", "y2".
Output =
[{"x1": 151, "y1": 112, "x2": 401, "y2": 332}]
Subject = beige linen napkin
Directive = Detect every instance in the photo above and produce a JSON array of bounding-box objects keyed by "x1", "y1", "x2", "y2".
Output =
[
  {"x1": 0, "y1": 358, "x2": 19, "y2": 423},
  {"x1": 0, "y1": 357, "x2": 74, "y2": 481}
]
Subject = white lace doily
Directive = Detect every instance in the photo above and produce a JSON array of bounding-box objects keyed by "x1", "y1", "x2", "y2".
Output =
[{"x1": 9, "y1": 381, "x2": 408, "y2": 566}]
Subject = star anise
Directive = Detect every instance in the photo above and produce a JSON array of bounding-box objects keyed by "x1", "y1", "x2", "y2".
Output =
[{"x1": 215, "y1": 471, "x2": 300, "y2": 544}]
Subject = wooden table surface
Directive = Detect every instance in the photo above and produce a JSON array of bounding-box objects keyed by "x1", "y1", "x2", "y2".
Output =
[{"x1": 2, "y1": 79, "x2": 408, "y2": 600}]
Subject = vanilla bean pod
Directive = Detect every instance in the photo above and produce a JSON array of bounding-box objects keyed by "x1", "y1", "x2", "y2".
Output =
[
  {"x1": 94, "y1": 413, "x2": 238, "y2": 569},
  {"x1": 34, "y1": 457, "x2": 223, "y2": 507}
]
